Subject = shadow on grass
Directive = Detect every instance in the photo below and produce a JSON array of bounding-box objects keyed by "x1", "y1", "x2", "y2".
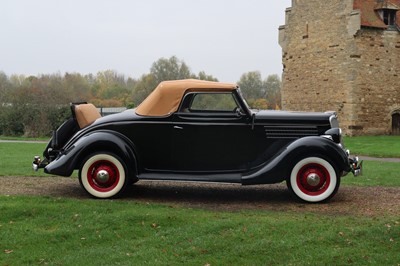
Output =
[{"x1": 124, "y1": 181, "x2": 313, "y2": 211}]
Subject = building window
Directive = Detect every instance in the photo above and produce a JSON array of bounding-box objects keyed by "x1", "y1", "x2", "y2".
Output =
[{"x1": 382, "y1": 9, "x2": 397, "y2": 26}]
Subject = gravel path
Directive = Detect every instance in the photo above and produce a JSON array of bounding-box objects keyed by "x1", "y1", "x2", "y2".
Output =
[
  {"x1": 358, "y1": 155, "x2": 400, "y2": 163},
  {"x1": 1, "y1": 176, "x2": 399, "y2": 217}
]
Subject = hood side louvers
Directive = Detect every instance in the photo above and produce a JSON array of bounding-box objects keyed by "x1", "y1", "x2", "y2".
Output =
[{"x1": 264, "y1": 125, "x2": 319, "y2": 139}]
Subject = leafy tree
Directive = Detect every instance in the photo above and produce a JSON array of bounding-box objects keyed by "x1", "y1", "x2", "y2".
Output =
[
  {"x1": 237, "y1": 71, "x2": 264, "y2": 100},
  {"x1": 93, "y1": 70, "x2": 130, "y2": 106},
  {"x1": 131, "y1": 73, "x2": 157, "y2": 106},
  {"x1": 9, "y1": 74, "x2": 26, "y2": 88},
  {"x1": 132, "y1": 56, "x2": 199, "y2": 106},
  {"x1": 237, "y1": 72, "x2": 281, "y2": 110},
  {"x1": 263, "y1": 74, "x2": 281, "y2": 109},
  {"x1": 150, "y1": 56, "x2": 193, "y2": 84},
  {"x1": 0, "y1": 71, "x2": 10, "y2": 103},
  {"x1": 64, "y1": 72, "x2": 91, "y2": 102},
  {"x1": 0, "y1": 73, "x2": 11, "y2": 135},
  {"x1": 197, "y1": 71, "x2": 218, "y2": 81},
  {"x1": 248, "y1": 98, "x2": 269, "y2": 110}
]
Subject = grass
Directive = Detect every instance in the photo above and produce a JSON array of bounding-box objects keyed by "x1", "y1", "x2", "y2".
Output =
[
  {"x1": 0, "y1": 196, "x2": 399, "y2": 265},
  {"x1": 0, "y1": 142, "x2": 80, "y2": 178},
  {"x1": 0, "y1": 138, "x2": 399, "y2": 265},
  {"x1": 0, "y1": 136, "x2": 50, "y2": 141},
  {"x1": 344, "y1": 135, "x2": 400, "y2": 158},
  {"x1": 0, "y1": 142, "x2": 51, "y2": 177},
  {"x1": 341, "y1": 160, "x2": 400, "y2": 187}
]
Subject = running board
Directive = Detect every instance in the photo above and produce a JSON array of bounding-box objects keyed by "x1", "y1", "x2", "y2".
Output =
[{"x1": 138, "y1": 173, "x2": 242, "y2": 183}]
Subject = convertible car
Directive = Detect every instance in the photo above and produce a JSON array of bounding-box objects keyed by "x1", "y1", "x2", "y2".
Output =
[{"x1": 33, "y1": 79, "x2": 362, "y2": 202}]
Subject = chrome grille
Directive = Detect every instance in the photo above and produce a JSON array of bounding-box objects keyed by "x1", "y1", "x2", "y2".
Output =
[{"x1": 264, "y1": 126, "x2": 319, "y2": 139}]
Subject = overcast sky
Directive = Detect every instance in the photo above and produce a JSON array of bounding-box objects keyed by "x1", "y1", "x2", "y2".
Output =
[{"x1": 1, "y1": 0, "x2": 291, "y2": 82}]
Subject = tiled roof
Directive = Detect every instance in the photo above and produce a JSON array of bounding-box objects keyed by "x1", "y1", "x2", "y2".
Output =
[
  {"x1": 375, "y1": 1, "x2": 400, "y2": 9},
  {"x1": 353, "y1": 0, "x2": 400, "y2": 29}
]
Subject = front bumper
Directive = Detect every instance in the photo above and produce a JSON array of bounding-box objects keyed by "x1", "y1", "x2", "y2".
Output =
[{"x1": 349, "y1": 155, "x2": 363, "y2": 176}]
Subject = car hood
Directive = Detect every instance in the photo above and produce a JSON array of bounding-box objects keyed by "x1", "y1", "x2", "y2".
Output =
[{"x1": 254, "y1": 110, "x2": 333, "y2": 126}]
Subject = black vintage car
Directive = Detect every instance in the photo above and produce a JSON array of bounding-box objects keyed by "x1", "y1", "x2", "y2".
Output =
[{"x1": 33, "y1": 79, "x2": 361, "y2": 202}]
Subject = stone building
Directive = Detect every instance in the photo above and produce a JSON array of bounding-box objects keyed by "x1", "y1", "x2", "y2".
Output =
[{"x1": 279, "y1": 0, "x2": 400, "y2": 135}]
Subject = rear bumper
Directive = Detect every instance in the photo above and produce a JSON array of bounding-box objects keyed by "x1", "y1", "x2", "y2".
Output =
[{"x1": 32, "y1": 156, "x2": 48, "y2": 171}]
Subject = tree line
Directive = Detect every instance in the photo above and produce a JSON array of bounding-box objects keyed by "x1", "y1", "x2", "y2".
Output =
[{"x1": 0, "y1": 56, "x2": 281, "y2": 137}]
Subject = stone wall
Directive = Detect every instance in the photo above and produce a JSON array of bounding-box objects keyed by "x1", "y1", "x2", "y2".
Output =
[
  {"x1": 279, "y1": 0, "x2": 400, "y2": 135},
  {"x1": 353, "y1": 29, "x2": 400, "y2": 134}
]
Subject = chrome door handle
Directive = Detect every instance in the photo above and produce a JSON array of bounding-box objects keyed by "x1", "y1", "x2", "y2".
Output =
[{"x1": 174, "y1": 126, "x2": 183, "y2": 130}]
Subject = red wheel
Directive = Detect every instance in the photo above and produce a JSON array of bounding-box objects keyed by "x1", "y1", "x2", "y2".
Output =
[
  {"x1": 287, "y1": 157, "x2": 339, "y2": 202},
  {"x1": 79, "y1": 153, "x2": 127, "y2": 198}
]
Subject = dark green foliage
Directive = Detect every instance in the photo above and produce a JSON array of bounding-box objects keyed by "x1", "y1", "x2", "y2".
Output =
[
  {"x1": 0, "y1": 106, "x2": 24, "y2": 136},
  {"x1": 0, "y1": 71, "x2": 134, "y2": 137}
]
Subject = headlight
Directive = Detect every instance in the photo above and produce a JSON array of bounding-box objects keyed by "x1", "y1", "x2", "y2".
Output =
[{"x1": 324, "y1": 128, "x2": 342, "y2": 144}]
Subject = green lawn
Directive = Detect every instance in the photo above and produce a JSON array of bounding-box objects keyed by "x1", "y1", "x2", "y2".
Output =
[
  {"x1": 344, "y1": 135, "x2": 400, "y2": 158},
  {"x1": 0, "y1": 142, "x2": 49, "y2": 177},
  {"x1": 0, "y1": 196, "x2": 399, "y2": 265},
  {"x1": 0, "y1": 136, "x2": 50, "y2": 141},
  {"x1": 0, "y1": 137, "x2": 399, "y2": 265},
  {"x1": 341, "y1": 160, "x2": 400, "y2": 187}
]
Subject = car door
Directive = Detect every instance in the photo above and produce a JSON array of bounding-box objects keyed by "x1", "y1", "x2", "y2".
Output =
[
  {"x1": 119, "y1": 117, "x2": 174, "y2": 172},
  {"x1": 171, "y1": 92, "x2": 256, "y2": 172}
]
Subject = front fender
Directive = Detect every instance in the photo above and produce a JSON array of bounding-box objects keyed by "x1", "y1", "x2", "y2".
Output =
[
  {"x1": 44, "y1": 131, "x2": 137, "y2": 177},
  {"x1": 242, "y1": 136, "x2": 349, "y2": 185}
]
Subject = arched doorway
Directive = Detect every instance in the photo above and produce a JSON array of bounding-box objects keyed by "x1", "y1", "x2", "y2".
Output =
[{"x1": 392, "y1": 111, "x2": 400, "y2": 135}]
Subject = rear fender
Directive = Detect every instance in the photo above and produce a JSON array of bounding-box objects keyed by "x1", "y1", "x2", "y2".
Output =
[
  {"x1": 242, "y1": 136, "x2": 349, "y2": 185},
  {"x1": 44, "y1": 131, "x2": 138, "y2": 179}
]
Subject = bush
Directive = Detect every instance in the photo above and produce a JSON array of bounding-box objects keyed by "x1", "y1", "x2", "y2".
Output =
[
  {"x1": 0, "y1": 105, "x2": 70, "y2": 137},
  {"x1": 0, "y1": 106, "x2": 24, "y2": 136}
]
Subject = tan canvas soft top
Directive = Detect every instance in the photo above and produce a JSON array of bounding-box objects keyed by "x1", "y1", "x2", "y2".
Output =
[{"x1": 135, "y1": 79, "x2": 238, "y2": 116}]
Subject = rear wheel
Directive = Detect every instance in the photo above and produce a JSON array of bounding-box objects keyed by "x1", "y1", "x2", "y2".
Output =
[
  {"x1": 287, "y1": 156, "x2": 340, "y2": 203},
  {"x1": 79, "y1": 153, "x2": 128, "y2": 198}
]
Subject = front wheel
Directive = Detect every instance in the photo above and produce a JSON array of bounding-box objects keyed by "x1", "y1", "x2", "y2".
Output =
[
  {"x1": 287, "y1": 157, "x2": 340, "y2": 203},
  {"x1": 79, "y1": 153, "x2": 129, "y2": 198}
]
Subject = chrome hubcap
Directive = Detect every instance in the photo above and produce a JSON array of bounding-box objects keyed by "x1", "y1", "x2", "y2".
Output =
[
  {"x1": 306, "y1": 173, "x2": 321, "y2": 186},
  {"x1": 96, "y1": 170, "x2": 110, "y2": 182}
]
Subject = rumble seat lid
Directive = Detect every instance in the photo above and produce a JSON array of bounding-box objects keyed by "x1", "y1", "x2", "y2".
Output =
[{"x1": 136, "y1": 79, "x2": 237, "y2": 116}]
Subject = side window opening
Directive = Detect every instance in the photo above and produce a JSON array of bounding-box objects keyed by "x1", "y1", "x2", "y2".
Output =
[{"x1": 184, "y1": 93, "x2": 239, "y2": 113}]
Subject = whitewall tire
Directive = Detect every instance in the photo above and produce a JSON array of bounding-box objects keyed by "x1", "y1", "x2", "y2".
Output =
[
  {"x1": 79, "y1": 153, "x2": 127, "y2": 198},
  {"x1": 287, "y1": 157, "x2": 339, "y2": 203}
]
